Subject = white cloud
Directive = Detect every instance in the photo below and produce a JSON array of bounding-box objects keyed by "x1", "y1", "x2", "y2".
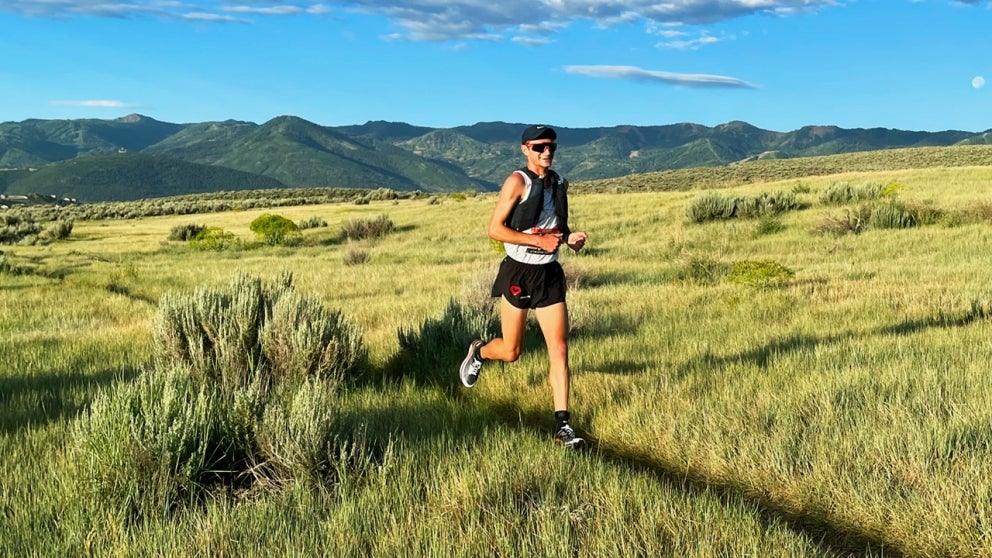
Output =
[
  {"x1": 5, "y1": 0, "x2": 984, "y2": 43},
  {"x1": 2, "y1": 1, "x2": 327, "y2": 22},
  {"x1": 49, "y1": 99, "x2": 141, "y2": 108},
  {"x1": 564, "y1": 64, "x2": 756, "y2": 89},
  {"x1": 0, "y1": 1, "x2": 837, "y2": 37},
  {"x1": 338, "y1": 0, "x2": 840, "y2": 42},
  {"x1": 512, "y1": 36, "x2": 551, "y2": 47},
  {"x1": 658, "y1": 34, "x2": 722, "y2": 50}
]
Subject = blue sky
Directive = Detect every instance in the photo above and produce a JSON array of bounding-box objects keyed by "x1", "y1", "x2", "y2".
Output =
[{"x1": 1, "y1": 0, "x2": 990, "y2": 133}]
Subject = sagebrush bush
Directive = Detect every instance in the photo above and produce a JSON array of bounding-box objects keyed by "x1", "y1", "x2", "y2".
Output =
[
  {"x1": 76, "y1": 272, "x2": 368, "y2": 519},
  {"x1": 298, "y1": 216, "x2": 327, "y2": 230},
  {"x1": 168, "y1": 223, "x2": 206, "y2": 241},
  {"x1": 154, "y1": 273, "x2": 271, "y2": 388},
  {"x1": 0, "y1": 218, "x2": 42, "y2": 245},
  {"x1": 342, "y1": 214, "x2": 394, "y2": 241},
  {"x1": 262, "y1": 290, "x2": 366, "y2": 383},
  {"x1": 735, "y1": 191, "x2": 800, "y2": 219},
  {"x1": 819, "y1": 181, "x2": 886, "y2": 205},
  {"x1": 396, "y1": 299, "x2": 499, "y2": 384},
  {"x1": 254, "y1": 378, "x2": 340, "y2": 484},
  {"x1": 685, "y1": 191, "x2": 737, "y2": 223},
  {"x1": 343, "y1": 247, "x2": 370, "y2": 266},
  {"x1": 46, "y1": 219, "x2": 73, "y2": 240},
  {"x1": 72, "y1": 365, "x2": 228, "y2": 518},
  {"x1": 687, "y1": 191, "x2": 800, "y2": 223}
]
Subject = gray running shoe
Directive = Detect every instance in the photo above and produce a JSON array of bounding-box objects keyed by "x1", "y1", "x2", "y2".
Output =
[
  {"x1": 459, "y1": 339, "x2": 484, "y2": 388},
  {"x1": 554, "y1": 424, "x2": 586, "y2": 448}
]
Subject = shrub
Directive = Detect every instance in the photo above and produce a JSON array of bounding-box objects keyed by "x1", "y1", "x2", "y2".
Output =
[
  {"x1": 0, "y1": 253, "x2": 30, "y2": 276},
  {"x1": 461, "y1": 266, "x2": 499, "y2": 316},
  {"x1": 189, "y1": 226, "x2": 242, "y2": 251},
  {"x1": 341, "y1": 214, "x2": 394, "y2": 241},
  {"x1": 814, "y1": 206, "x2": 871, "y2": 236},
  {"x1": 153, "y1": 273, "x2": 272, "y2": 388},
  {"x1": 261, "y1": 290, "x2": 366, "y2": 383},
  {"x1": 687, "y1": 191, "x2": 800, "y2": 223},
  {"x1": 0, "y1": 219, "x2": 42, "y2": 245},
  {"x1": 343, "y1": 247, "x2": 370, "y2": 266},
  {"x1": 819, "y1": 181, "x2": 886, "y2": 205},
  {"x1": 396, "y1": 299, "x2": 499, "y2": 385},
  {"x1": 72, "y1": 365, "x2": 230, "y2": 518},
  {"x1": 46, "y1": 219, "x2": 74, "y2": 240},
  {"x1": 754, "y1": 216, "x2": 785, "y2": 236},
  {"x1": 560, "y1": 259, "x2": 599, "y2": 290},
  {"x1": 735, "y1": 191, "x2": 800, "y2": 219},
  {"x1": 944, "y1": 201, "x2": 992, "y2": 226},
  {"x1": 870, "y1": 199, "x2": 942, "y2": 229},
  {"x1": 250, "y1": 213, "x2": 301, "y2": 246},
  {"x1": 685, "y1": 192, "x2": 737, "y2": 223},
  {"x1": 727, "y1": 259, "x2": 795, "y2": 287},
  {"x1": 254, "y1": 378, "x2": 340, "y2": 484},
  {"x1": 298, "y1": 216, "x2": 327, "y2": 230},
  {"x1": 168, "y1": 223, "x2": 206, "y2": 241},
  {"x1": 674, "y1": 254, "x2": 729, "y2": 285},
  {"x1": 74, "y1": 272, "x2": 369, "y2": 519}
]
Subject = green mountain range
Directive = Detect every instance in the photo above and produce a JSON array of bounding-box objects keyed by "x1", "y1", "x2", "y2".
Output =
[{"x1": 1, "y1": 114, "x2": 988, "y2": 202}]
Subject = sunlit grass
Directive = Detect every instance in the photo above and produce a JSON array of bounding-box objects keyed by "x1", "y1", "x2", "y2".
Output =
[{"x1": 5, "y1": 166, "x2": 992, "y2": 555}]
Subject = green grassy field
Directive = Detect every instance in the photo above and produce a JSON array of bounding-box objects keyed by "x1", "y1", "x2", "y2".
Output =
[{"x1": 4, "y1": 163, "x2": 992, "y2": 556}]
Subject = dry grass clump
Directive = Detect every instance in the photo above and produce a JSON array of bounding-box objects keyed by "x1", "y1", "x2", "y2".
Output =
[{"x1": 342, "y1": 214, "x2": 394, "y2": 241}]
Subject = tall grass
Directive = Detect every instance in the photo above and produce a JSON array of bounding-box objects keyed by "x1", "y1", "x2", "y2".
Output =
[{"x1": 5, "y1": 166, "x2": 992, "y2": 555}]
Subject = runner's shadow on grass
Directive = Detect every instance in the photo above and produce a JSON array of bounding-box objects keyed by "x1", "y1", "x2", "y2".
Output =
[
  {"x1": 383, "y1": 299, "x2": 899, "y2": 554},
  {"x1": 486, "y1": 401, "x2": 901, "y2": 558},
  {"x1": 0, "y1": 367, "x2": 138, "y2": 434}
]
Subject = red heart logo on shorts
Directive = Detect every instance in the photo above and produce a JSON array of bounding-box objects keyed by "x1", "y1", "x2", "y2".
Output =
[{"x1": 509, "y1": 285, "x2": 522, "y2": 296}]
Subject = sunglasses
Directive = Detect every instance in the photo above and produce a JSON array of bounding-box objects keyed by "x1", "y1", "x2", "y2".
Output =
[{"x1": 527, "y1": 142, "x2": 557, "y2": 154}]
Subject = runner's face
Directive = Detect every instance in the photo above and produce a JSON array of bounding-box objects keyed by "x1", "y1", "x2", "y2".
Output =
[{"x1": 522, "y1": 140, "x2": 556, "y2": 169}]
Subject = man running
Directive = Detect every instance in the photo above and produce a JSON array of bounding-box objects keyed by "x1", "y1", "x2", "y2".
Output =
[{"x1": 459, "y1": 124, "x2": 588, "y2": 448}]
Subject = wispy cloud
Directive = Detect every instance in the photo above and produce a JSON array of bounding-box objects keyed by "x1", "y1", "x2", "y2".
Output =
[
  {"x1": 50, "y1": 99, "x2": 141, "y2": 108},
  {"x1": 337, "y1": 0, "x2": 839, "y2": 42},
  {"x1": 5, "y1": 0, "x2": 987, "y2": 42},
  {"x1": 564, "y1": 65, "x2": 756, "y2": 89},
  {"x1": 0, "y1": 1, "x2": 836, "y2": 34},
  {"x1": 2, "y1": 1, "x2": 325, "y2": 22}
]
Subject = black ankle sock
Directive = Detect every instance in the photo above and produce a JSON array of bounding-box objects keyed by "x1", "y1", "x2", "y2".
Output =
[{"x1": 554, "y1": 410, "x2": 570, "y2": 430}]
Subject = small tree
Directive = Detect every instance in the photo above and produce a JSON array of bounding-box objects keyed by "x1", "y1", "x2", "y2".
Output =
[{"x1": 250, "y1": 213, "x2": 301, "y2": 246}]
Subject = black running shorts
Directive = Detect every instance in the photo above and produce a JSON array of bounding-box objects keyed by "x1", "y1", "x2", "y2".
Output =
[{"x1": 491, "y1": 257, "x2": 566, "y2": 309}]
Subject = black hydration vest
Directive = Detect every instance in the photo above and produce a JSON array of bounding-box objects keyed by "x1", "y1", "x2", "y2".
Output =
[{"x1": 504, "y1": 167, "x2": 571, "y2": 238}]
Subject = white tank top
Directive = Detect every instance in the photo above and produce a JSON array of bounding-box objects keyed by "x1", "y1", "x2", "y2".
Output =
[{"x1": 504, "y1": 170, "x2": 559, "y2": 265}]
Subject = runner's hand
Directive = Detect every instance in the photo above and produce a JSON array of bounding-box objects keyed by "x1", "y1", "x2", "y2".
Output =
[
  {"x1": 566, "y1": 232, "x2": 587, "y2": 252},
  {"x1": 535, "y1": 233, "x2": 563, "y2": 252}
]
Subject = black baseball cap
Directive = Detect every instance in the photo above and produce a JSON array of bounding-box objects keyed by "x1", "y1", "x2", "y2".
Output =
[{"x1": 521, "y1": 124, "x2": 557, "y2": 144}]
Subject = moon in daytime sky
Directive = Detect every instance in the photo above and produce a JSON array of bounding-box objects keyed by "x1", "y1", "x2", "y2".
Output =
[{"x1": 973, "y1": 76, "x2": 986, "y2": 89}]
